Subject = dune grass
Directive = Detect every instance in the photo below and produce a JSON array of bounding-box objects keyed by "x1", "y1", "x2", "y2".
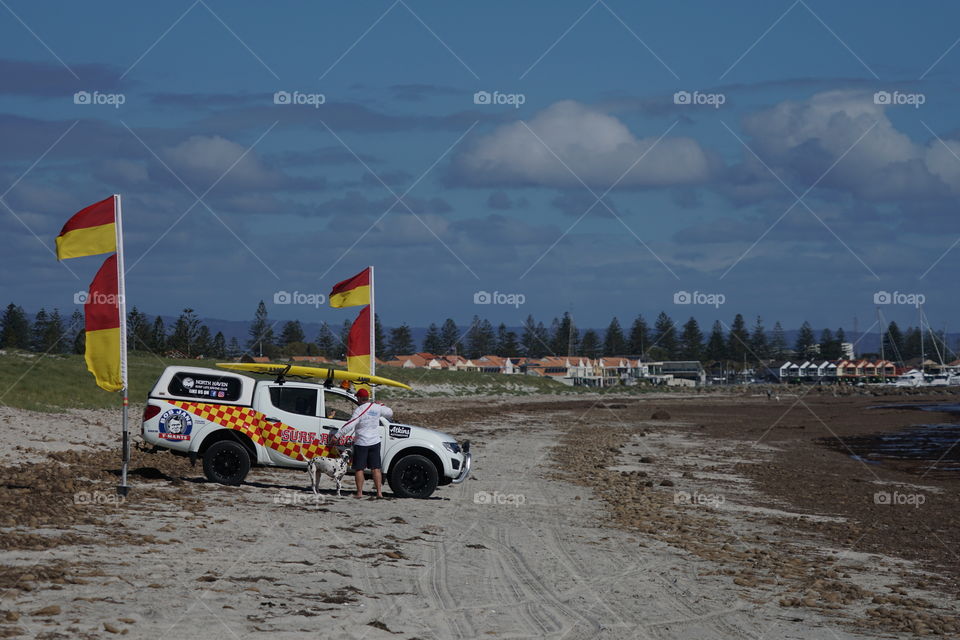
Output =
[{"x1": 0, "y1": 350, "x2": 647, "y2": 412}]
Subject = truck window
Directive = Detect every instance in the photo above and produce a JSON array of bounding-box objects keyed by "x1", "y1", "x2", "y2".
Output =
[
  {"x1": 268, "y1": 387, "x2": 317, "y2": 417},
  {"x1": 324, "y1": 391, "x2": 355, "y2": 420},
  {"x1": 168, "y1": 372, "x2": 243, "y2": 401}
]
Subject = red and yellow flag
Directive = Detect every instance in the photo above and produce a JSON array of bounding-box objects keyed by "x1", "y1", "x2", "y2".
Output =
[
  {"x1": 55, "y1": 196, "x2": 116, "y2": 260},
  {"x1": 329, "y1": 267, "x2": 371, "y2": 308},
  {"x1": 84, "y1": 254, "x2": 123, "y2": 392},
  {"x1": 347, "y1": 305, "x2": 371, "y2": 374}
]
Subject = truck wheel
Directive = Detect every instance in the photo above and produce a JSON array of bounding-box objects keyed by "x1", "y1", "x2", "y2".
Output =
[
  {"x1": 388, "y1": 454, "x2": 438, "y2": 499},
  {"x1": 202, "y1": 441, "x2": 251, "y2": 485}
]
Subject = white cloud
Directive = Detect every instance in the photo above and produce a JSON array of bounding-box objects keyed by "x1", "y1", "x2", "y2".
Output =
[
  {"x1": 450, "y1": 100, "x2": 717, "y2": 189},
  {"x1": 741, "y1": 90, "x2": 960, "y2": 199},
  {"x1": 161, "y1": 135, "x2": 281, "y2": 189}
]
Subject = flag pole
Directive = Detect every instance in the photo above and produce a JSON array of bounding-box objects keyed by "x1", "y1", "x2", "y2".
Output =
[
  {"x1": 369, "y1": 265, "x2": 375, "y2": 401},
  {"x1": 114, "y1": 194, "x2": 130, "y2": 497}
]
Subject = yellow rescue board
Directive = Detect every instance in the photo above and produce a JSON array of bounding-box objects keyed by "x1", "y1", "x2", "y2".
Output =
[{"x1": 216, "y1": 362, "x2": 412, "y2": 390}]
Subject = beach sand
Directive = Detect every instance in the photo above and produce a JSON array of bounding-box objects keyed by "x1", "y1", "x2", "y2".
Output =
[{"x1": 1, "y1": 391, "x2": 958, "y2": 638}]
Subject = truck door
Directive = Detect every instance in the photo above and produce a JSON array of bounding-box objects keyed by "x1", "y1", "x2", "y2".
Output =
[{"x1": 257, "y1": 383, "x2": 321, "y2": 467}]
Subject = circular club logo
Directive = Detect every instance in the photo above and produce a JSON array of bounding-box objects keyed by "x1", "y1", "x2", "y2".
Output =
[
  {"x1": 182, "y1": 377, "x2": 195, "y2": 389},
  {"x1": 158, "y1": 408, "x2": 193, "y2": 441}
]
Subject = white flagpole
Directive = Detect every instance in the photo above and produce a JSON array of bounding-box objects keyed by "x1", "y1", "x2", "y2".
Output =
[
  {"x1": 369, "y1": 265, "x2": 375, "y2": 401},
  {"x1": 115, "y1": 194, "x2": 131, "y2": 496}
]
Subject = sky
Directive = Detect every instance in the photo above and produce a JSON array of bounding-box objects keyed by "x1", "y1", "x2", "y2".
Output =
[{"x1": 2, "y1": 0, "x2": 959, "y2": 336}]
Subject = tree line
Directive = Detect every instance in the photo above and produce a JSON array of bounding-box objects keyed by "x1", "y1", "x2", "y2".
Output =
[{"x1": 2, "y1": 300, "x2": 954, "y2": 366}]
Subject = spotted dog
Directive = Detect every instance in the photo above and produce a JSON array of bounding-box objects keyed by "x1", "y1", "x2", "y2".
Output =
[{"x1": 307, "y1": 449, "x2": 353, "y2": 497}]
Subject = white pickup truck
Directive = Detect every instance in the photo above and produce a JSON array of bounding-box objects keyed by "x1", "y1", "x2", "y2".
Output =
[{"x1": 141, "y1": 366, "x2": 471, "y2": 498}]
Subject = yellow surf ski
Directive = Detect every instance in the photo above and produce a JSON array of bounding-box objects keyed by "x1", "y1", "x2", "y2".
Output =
[{"x1": 216, "y1": 362, "x2": 413, "y2": 390}]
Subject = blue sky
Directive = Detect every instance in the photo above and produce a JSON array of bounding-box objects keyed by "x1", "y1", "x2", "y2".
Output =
[{"x1": 2, "y1": 0, "x2": 959, "y2": 335}]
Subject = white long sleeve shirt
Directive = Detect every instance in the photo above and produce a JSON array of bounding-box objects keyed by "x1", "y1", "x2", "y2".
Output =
[{"x1": 338, "y1": 401, "x2": 393, "y2": 446}]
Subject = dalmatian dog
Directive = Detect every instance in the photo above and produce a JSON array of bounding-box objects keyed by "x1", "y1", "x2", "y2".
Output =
[{"x1": 307, "y1": 449, "x2": 353, "y2": 497}]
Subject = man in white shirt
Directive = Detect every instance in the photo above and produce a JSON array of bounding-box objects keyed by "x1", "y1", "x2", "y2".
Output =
[{"x1": 337, "y1": 387, "x2": 393, "y2": 498}]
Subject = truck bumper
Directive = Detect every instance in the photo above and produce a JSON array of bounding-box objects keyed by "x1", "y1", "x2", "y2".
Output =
[{"x1": 451, "y1": 451, "x2": 472, "y2": 484}]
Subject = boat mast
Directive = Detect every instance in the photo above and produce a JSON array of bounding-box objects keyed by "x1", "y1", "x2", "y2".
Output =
[{"x1": 878, "y1": 306, "x2": 885, "y2": 383}]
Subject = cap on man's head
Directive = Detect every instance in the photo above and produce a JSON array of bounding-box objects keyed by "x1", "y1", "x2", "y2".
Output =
[{"x1": 356, "y1": 388, "x2": 369, "y2": 400}]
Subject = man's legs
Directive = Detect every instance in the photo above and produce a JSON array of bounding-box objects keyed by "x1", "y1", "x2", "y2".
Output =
[
  {"x1": 352, "y1": 445, "x2": 369, "y2": 498},
  {"x1": 370, "y1": 443, "x2": 383, "y2": 498},
  {"x1": 354, "y1": 470, "x2": 365, "y2": 498}
]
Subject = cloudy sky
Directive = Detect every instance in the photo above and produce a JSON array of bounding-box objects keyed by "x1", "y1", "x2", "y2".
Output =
[{"x1": 2, "y1": 1, "x2": 959, "y2": 334}]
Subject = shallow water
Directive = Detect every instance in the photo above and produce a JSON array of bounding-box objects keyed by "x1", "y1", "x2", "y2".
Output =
[{"x1": 822, "y1": 423, "x2": 960, "y2": 477}]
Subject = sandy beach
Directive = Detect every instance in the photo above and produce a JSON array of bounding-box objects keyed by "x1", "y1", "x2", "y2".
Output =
[{"x1": 1, "y1": 391, "x2": 958, "y2": 639}]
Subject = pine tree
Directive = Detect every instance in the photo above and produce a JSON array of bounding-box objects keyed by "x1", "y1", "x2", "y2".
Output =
[
  {"x1": 422, "y1": 323, "x2": 443, "y2": 354},
  {"x1": 770, "y1": 321, "x2": 788, "y2": 359},
  {"x1": 211, "y1": 331, "x2": 227, "y2": 358},
  {"x1": 150, "y1": 316, "x2": 167, "y2": 353},
  {"x1": 30, "y1": 308, "x2": 49, "y2": 352},
  {"x1": 127, "y1": 307, "x2": 151, "y2": 351},
  {"x1": 521, "y1": 315, "x2": 548, "y2": 358},
  {"x1": 73, "y1": 321, "x2": 85, "y2": 354},
  {"x1": 247, "y1": 301, "x2": 274, "y2": 356},
  {"x1": 1, "y1": 304, "x2": 31, "y2": 349},
  {"x1": 602, "y1": 317, "x2": 626, "y2": 356},
  {"x1": 550, "y1": 313, "x2": 578, "y2": 356},
  {"x1": 495, "y1": 323, "x2": 520, "y2": 356},
  {"x1": 338, "y1": 320, "x2": 352, "y2": 359},
  {"x1": 466, "y1": 317, "x2": 496, "y2": 358},
  {"x1": 795, "y1": 321, "x2": 816, "y2": 358},
  {"x1": 883, "y1": 321, "x2": 904, "y2": 361},
  {"x1": 194, "y1": 325, "x2": 213, "y2": 357},
  {"x1": 315, "y1": 323, "x2": 337, "y2": 358},
  {"x1": 678, "y1": 317, "x2": 703, "y2": 361},
  {"x1": 820, "y1": 328, "x2": 841, "y2": 359},
  {"x1": 579, "y1": 329, "x2": 601, "y2": 358},
  {"x1": 168, "y1": 309, "x2": 202, "y2": 356},
  {"x1": 726, "y1": 314, "x2": 750, "y2": 364},
  {"x1": 279, "y1": 320, "x2": 305, "y2": 347},
  {"x1": 902, "y1": 326, "x2": 921, "y2": 361},
  {"x1": 43, "y1": 309, "x2": 65, "y2": 354},
  {"x1": 438, "y1": 318, "x2": 460, "y2": 355},
  {"x1": 387, "y1": 324, "x2": 415, "y2": 357},
  {"x1": 374, "y1": 314, "x2": 385, "y2": 356},
  {"x1": 227, "y1": 336, "x2": 242, "y2": 358},
  {"x1": 749, "y1": 316, "x2": 769, "y2": 362},
  {"x1": 704, "y1": 320, "x2": 727, "y2": 361},
  {"x1": 628, "y1": 315, "x2": 650, "y2": 357},
  {"x1": 68, "y1": 310, "x2": 84, "y2": 355},
  {"x1": 651, "y1": 312, "x2": 677, "y2": 359}
]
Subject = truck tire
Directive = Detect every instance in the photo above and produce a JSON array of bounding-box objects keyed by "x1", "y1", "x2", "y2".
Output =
[
  {"x1": 388, "y1": 454, "x2": 438, "y2": 499},
  {"x1": 202, "y1": 440, "x2": 251, "y2": 485}
]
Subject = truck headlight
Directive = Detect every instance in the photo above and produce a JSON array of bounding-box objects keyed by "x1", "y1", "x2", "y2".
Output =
[{"x1": 442, "y1": 441, "x2": 461, "y2": 454}]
